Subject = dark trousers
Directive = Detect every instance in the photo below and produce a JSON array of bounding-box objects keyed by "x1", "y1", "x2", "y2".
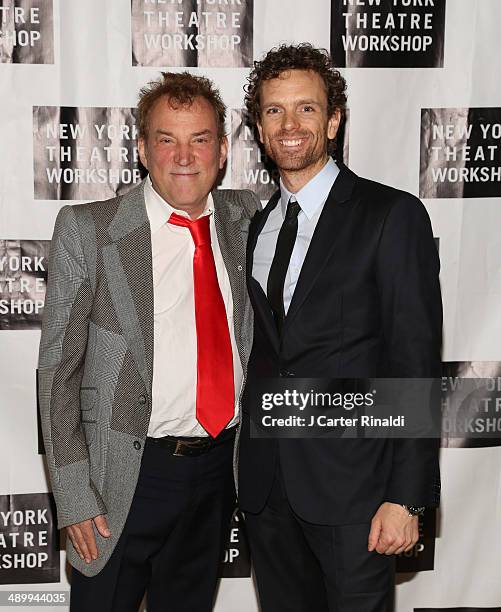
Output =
[
  {"x1": 70, "y1": 435, "x2": 235, "y2": 612},
  {"x1": 245, "y1": 462, "x2": 395, "y2": 612}
]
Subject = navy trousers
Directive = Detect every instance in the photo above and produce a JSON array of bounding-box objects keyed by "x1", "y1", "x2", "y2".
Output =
[
  {"x1": 245, "y1": 461, "x2": 395, "y2": 612},
  {"x1": 70, "y1": 436, "x2": 235, "y2": 612}
]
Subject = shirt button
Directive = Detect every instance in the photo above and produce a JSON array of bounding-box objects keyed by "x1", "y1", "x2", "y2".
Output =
[
  {"x1": 133, "y1": 441, "x2": 141, "y2": 450},
  {"x1": 237, "y1": 265, "x2": 243, "y2": 271},
  {"x1": 138, "y1": 395, "x2": 147, "y2": 405}
]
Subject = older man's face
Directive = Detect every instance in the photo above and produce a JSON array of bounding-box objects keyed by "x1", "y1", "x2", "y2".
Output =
[{"x1": 139, "y1": 96, "x2": 227, "y2": 218}]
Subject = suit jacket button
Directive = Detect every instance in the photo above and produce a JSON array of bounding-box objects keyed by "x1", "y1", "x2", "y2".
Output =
[
  {"x1": 133, "y1": 441, "x2": 141, "y2": 450},
  {"x1": 138, "y1": 395, "x2": 147, "y2": 405}
]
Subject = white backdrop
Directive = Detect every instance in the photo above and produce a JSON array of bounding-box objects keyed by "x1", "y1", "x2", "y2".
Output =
[{"x1": 1, "y1": 1, "x2": 501, "y2": 610}]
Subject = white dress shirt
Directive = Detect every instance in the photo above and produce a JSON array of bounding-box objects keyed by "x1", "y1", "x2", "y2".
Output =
[
  {"x1": 252, "y1": 158, "x2": 340, "y2": 312},
  {"x1": 144, "y1": 177, "x2": 243, "y2": 437}
]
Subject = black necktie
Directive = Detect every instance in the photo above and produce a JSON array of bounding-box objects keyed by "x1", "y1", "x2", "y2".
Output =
[{"x1": 267, "y1": 196, "x2": 301, "y2": 334}]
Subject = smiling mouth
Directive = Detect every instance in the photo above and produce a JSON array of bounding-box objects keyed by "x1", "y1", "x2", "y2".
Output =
[{"x1": 278, "y1": 138, "x2": 306, "y2": 148}]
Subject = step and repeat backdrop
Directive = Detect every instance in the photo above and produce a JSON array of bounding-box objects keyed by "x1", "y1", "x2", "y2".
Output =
[{"x1": 1, "y1": 0, "x2": 501, "y2": 610}]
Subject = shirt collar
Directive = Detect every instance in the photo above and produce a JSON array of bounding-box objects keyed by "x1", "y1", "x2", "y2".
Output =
[
  {"x1": 279, "y1": 157, "x2": 339, "y2": 220},
  {"x1": 144, "y1": 175, "x2": 213, "y2": 234}
]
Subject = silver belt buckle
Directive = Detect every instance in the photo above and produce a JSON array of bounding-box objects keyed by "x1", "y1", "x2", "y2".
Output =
[
  {"x1": 173, "y1": 440, "x2": 185, "y2": 456},
  {"x1": 173, "y1": 438, "x2": 211, "y2": 456}
]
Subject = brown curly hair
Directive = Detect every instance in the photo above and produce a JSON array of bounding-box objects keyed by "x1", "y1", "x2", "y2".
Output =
[
  {"x1": 244, "y1": 43, "x2": 347, "y2": 126},
  {"x1": 137, "y1": 71, "x2": 226, "y2": 140}
]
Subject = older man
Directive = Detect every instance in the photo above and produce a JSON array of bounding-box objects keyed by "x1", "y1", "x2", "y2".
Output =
[{"x1": 38, "y1": 72, "x2": 259, "y2": 611}]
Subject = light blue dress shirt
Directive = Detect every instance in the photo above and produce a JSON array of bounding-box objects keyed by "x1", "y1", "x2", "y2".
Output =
[{"x1": 252, "y1": 158, "x2": 340, "y2": 314}]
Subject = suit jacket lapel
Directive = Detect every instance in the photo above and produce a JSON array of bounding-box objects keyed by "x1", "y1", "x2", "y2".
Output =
[
  {"x1": 283, "y1": 163, "x2": 357, "y2": 331},
  {"x1": 212, "y1": 189, "x2": 248, "y2": 368},
  {"x1": 247, "y1": 190, "x2": 281, "y2": 353},
  {"x1": 102, "y1": 181, "x2": 154, "y2": 393}
]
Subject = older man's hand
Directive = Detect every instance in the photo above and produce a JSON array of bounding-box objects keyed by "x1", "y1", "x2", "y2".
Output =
[{"x1": 66, "y1": 515, "x2": 111, "y2": 564}]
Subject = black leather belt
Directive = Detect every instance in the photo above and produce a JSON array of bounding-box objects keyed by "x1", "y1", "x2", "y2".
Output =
[{"x1": 146, "y1": 426, "x2": 237, "y2": 457}]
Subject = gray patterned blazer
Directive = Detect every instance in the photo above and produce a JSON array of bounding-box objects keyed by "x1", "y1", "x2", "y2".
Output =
[{"x1": 38, "y1": 180, "x2": 260, "y2": 576}]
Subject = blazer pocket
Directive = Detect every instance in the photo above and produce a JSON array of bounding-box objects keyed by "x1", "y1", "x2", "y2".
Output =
[{"x1": 80, "y1": 387, "x2": 98, "y2": 446}]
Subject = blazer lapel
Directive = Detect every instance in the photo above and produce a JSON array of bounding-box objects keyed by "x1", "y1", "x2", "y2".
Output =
[
  {"x1": 102, "y1": 181, "x2": 154, "y2": 393},
  {"x1": 247, "y1": 190, "x2": 281, "y2": 353},
  {"x1": 283, "y1": 164, "x2": 357, "y2": 330},
  {"x1": 212, "y1": 189, "x2": 248, "y2": 368}
]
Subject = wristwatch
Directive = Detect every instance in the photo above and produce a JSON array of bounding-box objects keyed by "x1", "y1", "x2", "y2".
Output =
[{"x1": 402, "y1": 505, "x2": 425, "y2": 517}]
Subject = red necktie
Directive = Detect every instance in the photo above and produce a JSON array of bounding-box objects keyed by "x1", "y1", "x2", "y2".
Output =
[{"x1": 168, "y1": 212, "x2": 235, "y2": 438}]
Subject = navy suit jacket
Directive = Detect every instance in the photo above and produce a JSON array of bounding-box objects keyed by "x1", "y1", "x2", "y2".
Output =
[{"x1": 238, "y1": 162, "x2": 442, "y2": 525}]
